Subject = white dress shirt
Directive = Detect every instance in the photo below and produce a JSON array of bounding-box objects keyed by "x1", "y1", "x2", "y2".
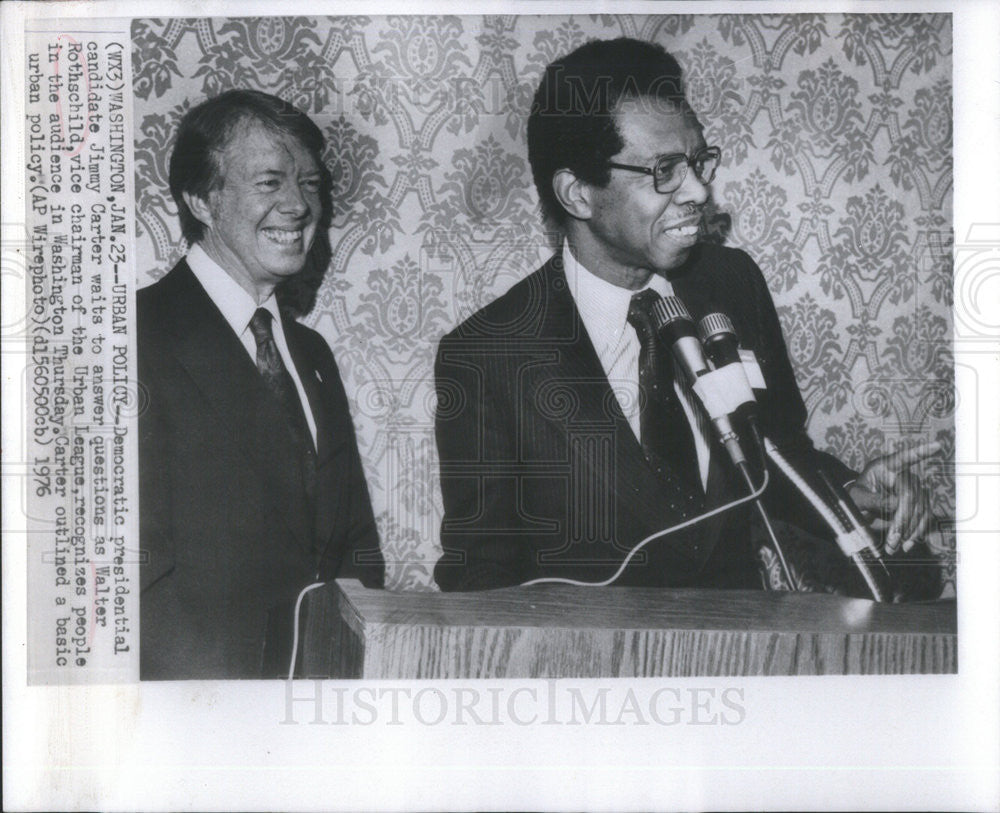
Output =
[
  {"x1": 187, "y1": 244, "x2": 318, "y2": 448},
  {"x1": 562, "y1": 242, "x2": 712, "y2": 488}
]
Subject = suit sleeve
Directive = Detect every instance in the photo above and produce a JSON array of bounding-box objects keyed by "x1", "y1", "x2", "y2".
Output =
[
  {"x1": 730, "y1": 250, "x2": 857, "y2": 529},
  {"x1": 311, "y1": 338, "x2": 384, "y2": 589},
  {"x1": 332, "y1": 408, "x2": 384, "y2": 589},
  {"x1": 433, "y1": 332, "x2": 538, "y2": 590},
  {"x1": 743, "y1": 255, "x2": 944, "y2": 597}
]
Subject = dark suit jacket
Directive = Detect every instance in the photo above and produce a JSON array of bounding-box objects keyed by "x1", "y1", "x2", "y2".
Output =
[
  {"x1": 434, "y1": 244, "x2": 855, "y2": 591},
  {"x1": 138, "y1": 260, "x2": 383, "y2": 679}
]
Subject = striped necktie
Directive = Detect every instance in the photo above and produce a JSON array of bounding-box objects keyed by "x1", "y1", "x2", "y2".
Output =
[{"x1": 248, "y1": 308, "x2": 316, "y2": 504}]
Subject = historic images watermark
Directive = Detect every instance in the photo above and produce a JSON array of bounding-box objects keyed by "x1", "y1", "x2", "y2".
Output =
[{"x1": 281, "y1": 679, "x2": 747, "y2": 727}]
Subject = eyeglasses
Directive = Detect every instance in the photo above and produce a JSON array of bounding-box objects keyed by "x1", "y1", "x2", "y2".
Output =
[{"x1": 606, "y1": 146, "x2": 722, "y2": 194}]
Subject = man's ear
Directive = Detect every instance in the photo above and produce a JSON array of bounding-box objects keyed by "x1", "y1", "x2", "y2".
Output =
[
  {"x1": 551, "y1": 169, "x2": 594, "y2": 221},
  {"x1": 182, "y1": 190, "x2": 213, "y2": 229}
]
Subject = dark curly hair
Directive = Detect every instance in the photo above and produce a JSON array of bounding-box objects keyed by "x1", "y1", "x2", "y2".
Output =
[{"x1": 527, "y1": 37, "x2": 690, "y2": 228}]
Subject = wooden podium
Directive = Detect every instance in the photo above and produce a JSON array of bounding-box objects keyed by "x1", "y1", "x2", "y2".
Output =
[{"x1": 301, "y1": 579, "x2": 957, "y2": 679}]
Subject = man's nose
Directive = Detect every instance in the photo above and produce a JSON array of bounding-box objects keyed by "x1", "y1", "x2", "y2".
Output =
[
  {"x1": 278, "y1": 181, "x2": 310, "y2": 215},
  {"x1": 674, "y1": 163, "x2": 710, "y2": 206}
]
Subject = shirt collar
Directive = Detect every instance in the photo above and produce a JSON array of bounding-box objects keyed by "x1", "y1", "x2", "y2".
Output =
[
  {"x1": 561, "y1": 240, "x2": 671, "y2": 340},
  {"x1": 186, "y1": 243, "x2": 282, "y2": 335}
]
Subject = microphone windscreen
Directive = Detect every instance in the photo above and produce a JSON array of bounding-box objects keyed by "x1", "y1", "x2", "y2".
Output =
[
  {"x1": 698, "y1": 313, "x2": 742, "y2": 368},
  {"x1": 651, "y1": 296, "x2": 697, "y2": 342},
  {"x1": 697, "y1": 312, "x2": 736, "y2": 343}
]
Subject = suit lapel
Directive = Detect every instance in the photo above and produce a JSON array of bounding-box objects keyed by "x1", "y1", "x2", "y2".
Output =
[
  {"x1": 159, "y1": 262, "x2": 313, "y2": 551},
  {"x1": 284, "y1": 319, "x2": 351, "y2": 566},
  {"x1": 529, "y1": 254, "x2": 748, "y2": 575},
  {"x1": 530, "y1": 258, "x2": 699, "y2": 534},
  {"x1": 283, "y1": 321, "x2": 331, "y2": 462},
  {"x1": 531, "y1": 258, "x2": 638, "y2": 437}
]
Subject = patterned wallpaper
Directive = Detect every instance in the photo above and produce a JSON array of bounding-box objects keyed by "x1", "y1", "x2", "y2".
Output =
[{"x1": 131, "y1": 14, "x2": 955, "y2": 593}]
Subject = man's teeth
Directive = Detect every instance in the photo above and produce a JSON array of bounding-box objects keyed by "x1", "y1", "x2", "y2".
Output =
[
  {"x1": 669, "y1": 224, "x2": 699, "y2": 236},
  {"x1": 262, "y1": 229, "x2": 303, "y2": 245}
]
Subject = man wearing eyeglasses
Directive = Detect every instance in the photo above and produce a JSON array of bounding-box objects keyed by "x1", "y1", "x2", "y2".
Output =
[{"x1": 433, "y1": 38, "x2": 939, "y2": 594}]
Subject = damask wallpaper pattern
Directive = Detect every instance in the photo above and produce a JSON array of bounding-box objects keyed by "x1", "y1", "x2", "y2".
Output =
[{"x1": 131, "y1": 14, "x2": 955, "y2": 593}]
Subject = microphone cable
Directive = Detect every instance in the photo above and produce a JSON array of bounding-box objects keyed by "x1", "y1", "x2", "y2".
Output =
[
  {"x1": 743, "y1": 421, "x2": 796, "y2": 590},
  {"x1": 287, "y1": 580, "x2": 326, "y2": 680},
  {"x1": 520, "y1": 467, "x2": 769, "y2": 588},
  {"x1": 763, "y1": 437, "x2": 892, "y2": 602}
]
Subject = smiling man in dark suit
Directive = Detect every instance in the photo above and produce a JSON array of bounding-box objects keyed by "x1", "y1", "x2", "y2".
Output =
[
  {"x1": 138, "y1": 90, "x2": 383, "y2": 680},
  {"x1": 434, "y1": 38, "x2": 939, "y2": 594}
]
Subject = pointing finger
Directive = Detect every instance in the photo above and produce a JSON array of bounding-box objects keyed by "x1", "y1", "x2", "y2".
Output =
[
  {"x1": 903, "y1": 489, "x2": 934, "y2": 550},
  {"x1": 886, "y1": 473, "x2": 920, "y2": 553},
  {"x1": 883, "y1": 441, "x2": 942, "y2": 472},
  {"x1": 902, "y1": 511, "x2": 933, "y2": 552}
]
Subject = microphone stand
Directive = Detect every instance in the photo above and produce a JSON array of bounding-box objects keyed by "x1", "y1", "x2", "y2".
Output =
[
  {"x1": 816, "y1": 469, "x2": 894, "y2": 602},
  {"x1": 737, "y1": 450, "x2": 798, "y2": 592},
  {"x1": 692, "y1": 308, "x2": 893, "y2": 601},
  {"x1": 763, "y1": 437, "x2": 893, "y2": 602},
  {"x1": 652, "y1": 297, "x2": 799, "y2": 591}
]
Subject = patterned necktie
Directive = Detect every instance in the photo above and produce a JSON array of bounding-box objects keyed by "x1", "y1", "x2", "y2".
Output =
[
  {"x1": 248, "y1": 308, "x2": 316, "y2": 504},
  {"x1": 626, "y1": 289, "x2": 703, "y2": 513}
]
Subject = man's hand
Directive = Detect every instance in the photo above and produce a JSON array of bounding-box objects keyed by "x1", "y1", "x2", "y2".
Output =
[{"x1": 847, "y1": 441, "x2": 941, "y2": 555}]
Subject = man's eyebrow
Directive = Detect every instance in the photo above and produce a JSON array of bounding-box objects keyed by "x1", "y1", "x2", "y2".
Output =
[
  {"x1": 650, "y1": 149, "x2": 688, "y2": 161},
  {"x1": 652, "y1": 144, "x2": 708, "y2": 160},
  {"x1": 251, "y1": 165, "x2": 322, "y2": 177}
]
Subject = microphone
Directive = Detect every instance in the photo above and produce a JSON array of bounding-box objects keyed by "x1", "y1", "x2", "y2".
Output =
[
  {"x1": 698, "y1": 313, "x2": 893, "y2": 602},
  {"x1": 651, "y1": 296, "x2": 709, "y2": 381},
  {"x1": 651, "y1": 296, "x2": 746, "y2": 466},
  {"x1": 697, "y1": 312, "x2": 757, "y2": 423},
  {"x1": 691, "y1": 308, "x2": 895, "y2": 601},
  {"x1": 655, "y1": 297, "x2": 796, "y2": 587},
  {"x1": 698, "y1": 312, "x2": 744, "y2": 373}
]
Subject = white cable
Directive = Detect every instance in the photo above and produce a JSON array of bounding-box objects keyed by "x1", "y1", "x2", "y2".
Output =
[
  {"x1": 763, "y1": 438, "x2": 864, "y2": 556},
  {"x1": 287, "y1": 581, "x2": 326, "y2": 680},
  {"x1": 520, "y1": 468, "x2": 770, "y2": 588},
  {"x1": 763, "y1": 438, "x2": 843, "y2": 530}
]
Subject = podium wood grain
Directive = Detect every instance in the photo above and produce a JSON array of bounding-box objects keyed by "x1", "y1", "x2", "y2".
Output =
[{"x1": 302, "y1": 579, "x2": 957, "y2": 678}]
